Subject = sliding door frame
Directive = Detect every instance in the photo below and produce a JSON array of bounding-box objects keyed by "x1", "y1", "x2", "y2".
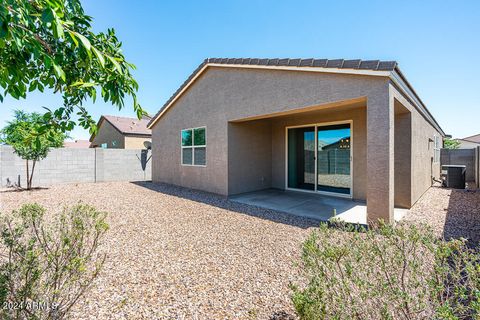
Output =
[{"x1": 285, "y1": 120, "x2": 353, "y2": 199}]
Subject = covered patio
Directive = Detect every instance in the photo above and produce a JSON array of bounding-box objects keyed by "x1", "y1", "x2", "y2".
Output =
[
  {"x1": 227, "y1": 95, "x2": 414, "y2": 225},
  {"x1": 230, "y1": 188, "x2": 408, "y2": 225}
]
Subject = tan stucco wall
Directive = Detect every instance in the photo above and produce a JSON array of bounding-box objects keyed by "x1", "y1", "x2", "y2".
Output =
[
  {"x1": 91, "y1": 121, "x2": 125, "y2": 149},
  {"x1": 124, "y1": 136, "x2": 151, "y2": 149},
  {"x1": 410, "y1": 108, "x2": 442, "y2": 203},
  {"x1": 390, "y1": 85, "x2": 442, "y2": 206},
  {"x1": 394, "y1": 107, "x2": 412, "y2": 208},
  {"x1": 152, "y1": 67, "x2": 389, "y2": 196},
  {"x1": 228, "y1": 120, "x2": 272, "y2": 194}
]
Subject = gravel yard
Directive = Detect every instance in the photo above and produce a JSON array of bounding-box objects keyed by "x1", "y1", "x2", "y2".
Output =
[
  {"x1": 402, "y1": 186, "x2": 480, "y2": 246},
  {"x1": 0, "y1": 182, "x2": 318, "y2": 319},
  {"x1": 0, "y1": 182, "x2": 478, "y2": 319}
]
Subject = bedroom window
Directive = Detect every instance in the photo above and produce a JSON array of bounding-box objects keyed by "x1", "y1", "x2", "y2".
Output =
[{"x1": 181, "y1": 127, "x2": 206, "y2": 166}]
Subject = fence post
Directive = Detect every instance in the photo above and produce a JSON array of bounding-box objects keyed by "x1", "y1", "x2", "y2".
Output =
[
  {"x1": 94, "y1": 148, "x2": 96, "y2": 183},
  {"x1": 0, "y1": 145, "x2": 2, "y2": 187},
  {"x1": 477, "y1": 146, "x2": 480, "y2": 188}
]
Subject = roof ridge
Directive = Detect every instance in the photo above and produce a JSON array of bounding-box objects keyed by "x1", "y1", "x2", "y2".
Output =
[
  {"x1": 103, "y1": 114, "x2": 151, "y2": 120},
  {"x1": 462, "y1": 133, "x2": 480, "y2": 140},
  {"x1": 205, "y1": 57, "x2": 398, "y2": 69}
]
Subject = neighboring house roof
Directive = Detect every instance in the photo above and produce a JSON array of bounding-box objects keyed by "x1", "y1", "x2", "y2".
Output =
[
  {"x1": 90, "y1": 115, "x2": 152, "y2": 142},
  {"x1": 322, "y1": 136, "x2": 351, "y2": 150},
  {"x1": 147, "y1": 58, "x2": 445, "y2": 136},
  {"x1": 63, "y1": 140, "x2": 91, "y2": 148},
  {"x1": 461, "y1": 134, "x2": 480, "y2": 144}
]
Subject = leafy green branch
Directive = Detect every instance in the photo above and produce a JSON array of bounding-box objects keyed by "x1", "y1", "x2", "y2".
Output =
[{"x1": 0, "y1": 0, "x2": 144, "y2": 134}]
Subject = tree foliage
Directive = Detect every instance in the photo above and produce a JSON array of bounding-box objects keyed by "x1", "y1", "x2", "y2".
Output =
[
  {"x1": 0, "y1": 0, "x2": 143, "y2": 133},
  {"x1": 0, "y1": 110, "x2": 66, "y2": 189},
  {"x1": 0, "y1": 203, "x2": 109, "y2": 319},
  {"x1": 444, "y1": 138, "x2": 461, "y2": 150}
]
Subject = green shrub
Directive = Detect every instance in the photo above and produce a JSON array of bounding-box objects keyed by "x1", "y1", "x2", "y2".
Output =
[
  {"x1": 0, "y1": 203, "x2": 109, "y2": 320},
  {"x1": 291, "y1": 221, "x2": 480, "y2": 320}
]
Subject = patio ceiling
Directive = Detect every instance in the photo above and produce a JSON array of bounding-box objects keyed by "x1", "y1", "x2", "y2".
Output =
[{"x1": 229, "y1": 97, "x2": 366, "y2": 123}]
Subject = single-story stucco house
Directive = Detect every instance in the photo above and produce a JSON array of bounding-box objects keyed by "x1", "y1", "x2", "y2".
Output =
[
  {"x1": 90, "y1": 115, "x2": 152, "y2": 149},
  {"x1": 456, "y1": 134, "x2": 480, "y2": 149},
  {"x1": 147, "y1": 58, "x2": 445, "y2": 224}
]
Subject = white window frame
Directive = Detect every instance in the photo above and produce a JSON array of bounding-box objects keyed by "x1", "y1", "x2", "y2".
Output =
[
  {"x1": 285, "y1": 120, "x2": 353, "y2": 199},
  {"x1": 181, "y1": 126, "x2": 207, "y2": 167},
  {"x1": 433, "y1": 135, "x2": 441, "y2": 163}
]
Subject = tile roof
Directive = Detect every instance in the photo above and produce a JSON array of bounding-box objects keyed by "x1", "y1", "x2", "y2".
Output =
[
  {"x1": 206, "y1": 57, "x2": 397, "y2": 70},
  {"x1": 90, "y1": 115, "x2": 152, "y2": 142},
  {"x1": 461, "y1": 134, "x2": 480, "y2": 143},
  {"x1": 103, "y1": 115, "x2": 152, "y2": 136},
  {"x1": 63, "y1": 140, "x2": 91, "y2": 148},
  {"x1": 147, "y1": 58, "x2": 398, "y2": 128}
]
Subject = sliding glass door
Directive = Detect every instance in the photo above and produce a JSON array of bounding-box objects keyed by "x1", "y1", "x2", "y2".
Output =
[
  {"x1": 317, "y1": 124, "x2": 351, "y2": 195},
  {"x1": 287, "y1": 123, "x2": 351, "y2": 196},
  {"x1": 287, "y1": 127, "x2": 315, "y2": 190}
]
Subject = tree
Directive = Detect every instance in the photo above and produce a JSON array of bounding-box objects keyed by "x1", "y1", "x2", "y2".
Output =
[
  {"x1": 443, "y1": 138, "x2": 460, "y2": 149},
  {"x1": 0, "y1": 0, "x2": 143, "y2": 133},
  {"x1": 0, "y1": 110, "x2": 66, "y2": 189}
]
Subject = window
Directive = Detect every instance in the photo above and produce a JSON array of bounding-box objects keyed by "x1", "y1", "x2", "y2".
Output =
[
  {"x1": 101, "y1": 143, "x2": 108, "y2": 149},
  {"x1": 433, "y1": 135, "x2": 441, "y2": 163},
  {"x1": 181, "y1": 127, "x2": 206, "y2": 166}
]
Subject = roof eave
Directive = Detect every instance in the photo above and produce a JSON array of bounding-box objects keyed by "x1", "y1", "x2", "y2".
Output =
[
  {"x1": 124, "y1": 133, "x2": 152, "y2": 137},
  {"x1": 390, "y1": 67, "x2": 445, "y2": 136}
]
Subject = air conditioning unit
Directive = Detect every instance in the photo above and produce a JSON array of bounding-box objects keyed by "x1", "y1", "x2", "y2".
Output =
[{"x1": 441, "y1": 165, "x2": 466, "y2": 189}]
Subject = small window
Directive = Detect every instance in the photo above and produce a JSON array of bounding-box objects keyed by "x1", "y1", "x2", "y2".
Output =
[
  {"x1": 101, "y1": 143, "x2": 108, "y2": 149},
  {"x1": 181, "y1": 127, "x2": 206, "y2": 166},
  {"x1": 433, "y1": 135, "x2": 441, "y2": 163}
]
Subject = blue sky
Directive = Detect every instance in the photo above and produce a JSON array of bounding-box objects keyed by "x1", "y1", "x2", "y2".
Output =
[{"x1": 1, "y1": 0, "x2": 479, "y2": 140}]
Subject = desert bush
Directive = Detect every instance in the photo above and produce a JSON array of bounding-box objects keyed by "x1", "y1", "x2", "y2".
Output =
[
  {"x1": 291, "y1": 221, "x2": 480, "y2": 320},
  {"x1": 0, "y1": 203, "x2": 109, "y2": 319}
]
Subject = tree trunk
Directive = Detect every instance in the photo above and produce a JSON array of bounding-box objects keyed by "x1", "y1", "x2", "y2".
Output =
[
  {"x1": 29, "y1": 160, "x2": 36, "y2": 190},
  {"x1": 26, "y1": 159, "x2": 30, "y2": 190}
]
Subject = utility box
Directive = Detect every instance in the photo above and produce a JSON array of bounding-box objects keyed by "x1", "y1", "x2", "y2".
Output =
[{"x1": 441, "y1": 165, "x2": 466, "y2": 189}]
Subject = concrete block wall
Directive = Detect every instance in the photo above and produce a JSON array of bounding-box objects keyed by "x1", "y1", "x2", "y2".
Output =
[
  {"x1": 0, "y1": 145, "x2": 151, "y2": 188},
  {"x1": 99, "y1": 149, "x2": 152, "y2": 182},
  {"x1": 440, "y1": 148, "x2": 476, "y2": 182}
]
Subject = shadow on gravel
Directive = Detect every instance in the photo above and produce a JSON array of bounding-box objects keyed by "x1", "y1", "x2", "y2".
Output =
[
  {"x1": 0, "y1": 186, "x2": 49, "y2": 193},
  {"x1": 269, "y1": 311, "x2": 296, "y2": 320},
  {"x1": 444, "y1": 188, "x2": 480, "y2": 248},
  {"x1": 131, "y1": 181, "x2": 319, "y2": 229}
]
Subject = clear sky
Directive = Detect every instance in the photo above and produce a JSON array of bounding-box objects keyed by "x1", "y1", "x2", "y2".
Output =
[{"x1": 1, "y1": 0, "x2": 479, "y2": 140}]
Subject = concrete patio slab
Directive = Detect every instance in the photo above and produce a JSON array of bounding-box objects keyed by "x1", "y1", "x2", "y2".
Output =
[{"x1": 230, "y1": 189, "x2": 408, "y2": 225}]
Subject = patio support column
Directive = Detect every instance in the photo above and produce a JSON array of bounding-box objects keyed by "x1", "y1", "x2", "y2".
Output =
[{"x1": 366, "y1": 87, "x2": 394, "y2": 224}]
